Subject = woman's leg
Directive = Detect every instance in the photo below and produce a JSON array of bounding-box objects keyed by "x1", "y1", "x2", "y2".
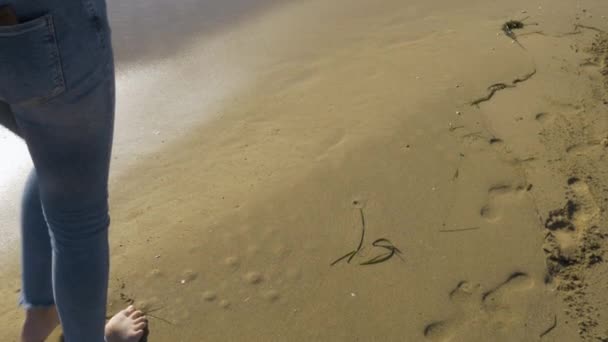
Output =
[
  {"x1": 14, "y1": 69, "x2": 115, "y2": 342},
  {"x1": 4, "y1": 0, "x2": 146, "y2": 339},
  {"x1": 20, "y1": 171, "x2": 60, "y2": 342}
]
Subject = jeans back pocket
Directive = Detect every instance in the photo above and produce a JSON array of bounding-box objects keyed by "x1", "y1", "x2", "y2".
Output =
[{"x1": 0, "y1": 14, "x2": 65, "y2": 104}]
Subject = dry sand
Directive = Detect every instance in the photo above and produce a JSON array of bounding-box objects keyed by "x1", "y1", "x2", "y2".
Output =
[{"x1": 1, "y1": 0, "x2": 608, "y2": 341}]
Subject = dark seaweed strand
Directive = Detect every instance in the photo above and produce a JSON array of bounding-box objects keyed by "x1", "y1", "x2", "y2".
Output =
[
  {"x1": 360, "y1": 249, "x2": 395, "y2": 265},
  {"x1": 330, "y1": 251, "x2": 356, "y2": 266},
  {"x1": 360, "y1": 238, "x2": 402, "y2": 265},
  {"x1": 471, "y1": 69, "x2": 536, "y2": 106},
  {"x1": 347, "y1": 208, "x2": 367, "y2": 263},
  {"x1": 372, "y1": 238, "x2": 402, "y2": 254},
  {"x1": 539, "y1": 315, "x2": 557, "y2": 338},
  {"x1": 330, "y1": 208, "x2": 367, "y2": 266},
  {"x1": 512, "y1": 69, "x2": 537, "y2": 84}
]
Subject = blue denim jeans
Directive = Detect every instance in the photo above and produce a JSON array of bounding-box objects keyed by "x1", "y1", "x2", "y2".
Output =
[{"x1": 0, "y1": 1, "x2": 114, "y2": 341}]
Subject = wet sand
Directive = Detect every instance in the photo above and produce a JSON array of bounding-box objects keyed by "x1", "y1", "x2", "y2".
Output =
[{"x1": 1, "y1": 0, "x2": 608, "y2": 340}]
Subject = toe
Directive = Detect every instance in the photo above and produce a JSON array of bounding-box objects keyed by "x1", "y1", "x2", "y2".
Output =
[
  {"x1": 134, "y1": 316, "x2": 147, "y2": 324},
  {"x1": 124, "y1": 305, "x2": 136, "y2": 315},
  {"x1": 131, "y1": 328, "x2": 145, "y2": 338},
  {"x1": 134, "y1": 322, "x2": 147, "y2": 331},
  {"x1": 131, "y1": 310, "x2": 144, "y2": 319}
]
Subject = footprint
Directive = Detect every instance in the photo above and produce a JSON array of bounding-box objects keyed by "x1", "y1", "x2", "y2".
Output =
[
  {"x1": 542, "y1": 177, "x2": 606, "y2": 338},
  {"x1": 481, "y1": 272, "x2": 534, "y2": 311},
  {"x1": 449, "y1": 281, "x2": 481, "y2": 304},
  {"x1": 423, "y1": 320, "x2": 453, "y2": 341},
  {"x1": 424, "y1": 272, "x2": 536, "y2": 341},
  {"x1": 544, "y1": 177, "x2": 602, "y2": 275},
  {"x1": 479, "y1": 184, "x2": 527, "y2": 222},
  {"x1": 565, "y1": 141, "x2": 603, "y2": 155},
  {"x1": 534, "y1": 112, "x2": 554, "y2": 124}
]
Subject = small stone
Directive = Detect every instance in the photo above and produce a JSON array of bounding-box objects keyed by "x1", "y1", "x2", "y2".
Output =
[
  {"x1": 219, "y1": 300, "x2": 231, "y2": 309},
  {"x1": 351, "y1": 292, "x2": 356, "y2": 297}
]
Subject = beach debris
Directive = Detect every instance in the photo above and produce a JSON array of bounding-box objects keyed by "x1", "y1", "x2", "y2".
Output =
[
  {"x1": 360, "y1": 238, "x2": 403, "y2": 265},
  {"x1": 539, "y1": 315, "x2": 558, "y2": 338},
  {"x1": 452, "y1": 168, "x2": 459, "y2": 181},
  {"x1": 439, "y1": 226, "x2": 480, "y2": 233},
  {"x1": 330, "y1": 208, "x2": 402, "y2": 266},
  {"x1": 470, "y1": 69, "x2": 537, "y2": 106},
  {"x1": 501, "y1": 17, "x2": 540, "y2": 49},
  {"x1": 574, "y1": 24, "x2": 606, "y2": 33},
  {"x1": 330, "y1": 208, "x2": 367, "y2": 266}
]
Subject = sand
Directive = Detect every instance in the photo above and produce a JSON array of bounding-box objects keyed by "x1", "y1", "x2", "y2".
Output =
[{"x1": 1, "y1": 0, "x2": 608, "y2": 340}]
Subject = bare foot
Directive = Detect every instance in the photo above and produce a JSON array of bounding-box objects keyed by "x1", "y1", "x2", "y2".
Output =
[
  {"x1": 21, "y1": 306, "x2": 60, "y2": 342},
  {"x1": 105, "y1": 305, "x2": 148, "y2": 342}
]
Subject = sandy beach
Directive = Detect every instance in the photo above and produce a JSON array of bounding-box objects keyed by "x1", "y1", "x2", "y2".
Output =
[{"x1": 1, "y1": 0, "x2": 608, "y2": 340}]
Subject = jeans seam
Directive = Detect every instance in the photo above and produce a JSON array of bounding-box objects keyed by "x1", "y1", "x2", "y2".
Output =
[
  {"x1": 81, "y1": 0, "x2": 107, "y2": 53},
  {"x1": 45, "y1": 15, "x2": 66, "y2": 102}
]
